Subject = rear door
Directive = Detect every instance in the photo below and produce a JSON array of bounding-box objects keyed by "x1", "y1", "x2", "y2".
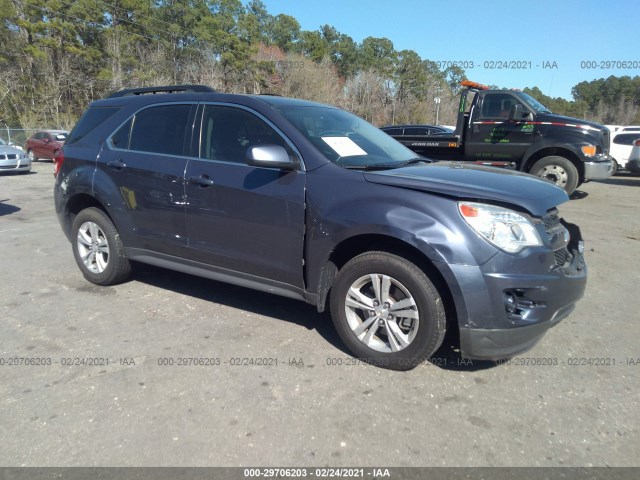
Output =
[
  {"x1": 184, "y1": 103, "x2": 306, "y2": 288},
  {"x1": 100, "y1": 103, "x2": 196, "y2": 256}
]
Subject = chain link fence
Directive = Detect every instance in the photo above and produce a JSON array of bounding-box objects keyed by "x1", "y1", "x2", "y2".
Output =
[{"x1": 0, "y1": 128, "x2": 42, "y2": 148}]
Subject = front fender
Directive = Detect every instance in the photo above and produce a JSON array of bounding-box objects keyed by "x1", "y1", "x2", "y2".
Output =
[{"x1": 304, "y1": 166, "x2": 498, "y2": 296}]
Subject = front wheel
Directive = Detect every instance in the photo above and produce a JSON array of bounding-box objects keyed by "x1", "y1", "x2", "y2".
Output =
[
  {"x1": 71, "y1": 207, "x2": 131, "y2": 285},
  {"x1": 329, "y1": 252, "x2": 446, "y2": 371},
  {"x1": 529, "y1": 156, "x2": 579, "y2": 195},
  {"x1": 27, "y1": 149, "x2": 36, "y2": 161}
]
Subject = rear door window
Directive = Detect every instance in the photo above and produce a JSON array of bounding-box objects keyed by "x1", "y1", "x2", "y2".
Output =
[{"x1": 110, "y1": 104, "x2": 194, "y2": 156}]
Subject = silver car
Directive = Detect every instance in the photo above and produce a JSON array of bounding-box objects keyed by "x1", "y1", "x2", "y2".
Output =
[{"x1": 0, "y1": 138, "x2": 31, "y2": 173}]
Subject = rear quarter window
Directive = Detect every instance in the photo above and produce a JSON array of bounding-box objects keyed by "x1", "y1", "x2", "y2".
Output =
[{"x1": 67, "y1": 107, "x2": 122, "y2": 145}]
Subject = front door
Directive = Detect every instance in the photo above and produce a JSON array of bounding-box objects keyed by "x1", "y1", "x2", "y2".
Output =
[{"x1": 184, "y1": 104, "x2": 305, "y2": 288}]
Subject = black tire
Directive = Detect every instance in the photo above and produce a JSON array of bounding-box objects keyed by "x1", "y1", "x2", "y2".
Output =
[
  {"x1": 329, "y1": 252, "x2": 446, "y2": 371},
  {"x1": 27, "y1": 149, "x2": 37, "y2": 161},
  {"x1": 71, "y1": 207, "x2": 131, "y2": 286},
  {"x1": 611, "y1": 159, "x2": 619, "y2": 176},
  {"x1": 529, "y1": 156, "x2": 579, "y2": 195}
]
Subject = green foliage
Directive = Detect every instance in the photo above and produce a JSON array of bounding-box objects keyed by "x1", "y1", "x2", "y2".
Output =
[{"x1": 1, "y1": 1, "x2": 637, "y2": 129}]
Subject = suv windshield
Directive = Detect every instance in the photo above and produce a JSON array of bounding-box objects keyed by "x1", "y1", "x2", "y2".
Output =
[
  {"x1": 517, "y1": 92, "x2": 552, "y2": 114},
  {"x1": 274, "y1": 105, "x2": 419, "y2": 168}
]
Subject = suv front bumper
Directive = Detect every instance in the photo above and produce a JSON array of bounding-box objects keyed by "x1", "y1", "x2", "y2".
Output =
[
  {"x1": 445, "y1": 239, "x2": 586, "y2": 361},
  {"x1": 584, "y1": 156, "x2": 614, "y2": 180}
]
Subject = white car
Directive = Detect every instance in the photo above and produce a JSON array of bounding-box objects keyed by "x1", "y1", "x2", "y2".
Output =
[
  {"x1": 610, "y1": 130, "x2": 640, "y2": 174},
  {"x1": 0, "y1": 138, "x2": 31, "y2": 173}
]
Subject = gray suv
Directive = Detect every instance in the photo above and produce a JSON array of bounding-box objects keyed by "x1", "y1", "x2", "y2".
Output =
[{"x1": 54, "y1": 85, "x2": 587, "y2": 370}]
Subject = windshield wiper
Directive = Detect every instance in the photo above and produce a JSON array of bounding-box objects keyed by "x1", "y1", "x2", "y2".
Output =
[
  {"x1": 341, "y1": 157, "x2": 432, "y2": 170},
  {"x1": 391, "y1": 157, "x2": 433, "y2": 168}
]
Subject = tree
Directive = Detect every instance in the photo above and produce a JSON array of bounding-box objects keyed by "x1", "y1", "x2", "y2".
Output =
[
  {"x1": 296, "y1": 30, "x2": 329, "y2": 63},
  {"x1": 268, "y1": 14, "x2": 300, "y2": 51},
  {"x1": 359, "y1": 36, "x2": 396, "y2": 76},
  {"x1": 320, "y1": 25, "x2": 358, "y2": 78}
]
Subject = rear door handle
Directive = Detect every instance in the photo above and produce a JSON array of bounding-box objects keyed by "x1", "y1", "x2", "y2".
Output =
[
  {"x1": 107, "y1": 159, "x2": 126, "y2": 170},
  {"x1": 189, "y1": 175, "x2": 215, "y2": 187}
]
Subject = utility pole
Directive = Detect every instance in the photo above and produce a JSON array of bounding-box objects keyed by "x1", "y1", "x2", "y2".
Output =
[{"x1": 433, "y1": 85, "x2": 442, "y2": 125}]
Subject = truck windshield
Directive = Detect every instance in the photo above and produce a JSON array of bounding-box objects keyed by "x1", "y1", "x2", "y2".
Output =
[
  {"x1": 517, "y1": 93, "x2": 552, "y2": 114},
  {"x1": 274, "y1": 105, "x2": 418, "y2": 168}
]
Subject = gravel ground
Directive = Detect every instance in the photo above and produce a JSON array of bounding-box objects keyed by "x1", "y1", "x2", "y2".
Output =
[{"x1": 0, "y1": 161, "x2": 638, "y2": 468}]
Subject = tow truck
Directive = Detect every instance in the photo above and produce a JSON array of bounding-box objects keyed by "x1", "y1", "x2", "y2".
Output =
[{"x1": 383, "y1": 81, "x2": 613, "y2": 194}]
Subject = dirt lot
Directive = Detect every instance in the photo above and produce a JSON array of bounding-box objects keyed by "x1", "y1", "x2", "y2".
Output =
[{"x1": 1, "y1": 161, "x2": 639, "y2": 468}]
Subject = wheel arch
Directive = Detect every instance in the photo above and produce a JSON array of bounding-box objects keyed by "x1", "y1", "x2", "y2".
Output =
[
  {"x1": 522, "y1": 147, "x2": 585, "y2": 181},
  {"x1": 62, "y1": 193, "x2": 112, "y2": 238},
  {"x1": 315, "y1": 233, "x2": 460, "y2": 332}
]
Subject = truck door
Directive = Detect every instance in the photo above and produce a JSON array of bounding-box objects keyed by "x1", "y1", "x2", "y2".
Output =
[{"x1": 465, "y1": 93, "x2": 535, "y2": 164}]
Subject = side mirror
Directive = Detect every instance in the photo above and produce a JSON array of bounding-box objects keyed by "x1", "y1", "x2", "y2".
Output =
[
  {"x1": 510, "y1": 104, "x2": 533, "y2": 122},
  {"x1": 245, "y1": 145, "x2": 299, "y2": 170}
]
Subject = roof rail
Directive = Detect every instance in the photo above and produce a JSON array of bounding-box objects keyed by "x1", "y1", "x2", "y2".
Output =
[{"x1": 108, "y1": 85, "x2": 215, "y2": 98}]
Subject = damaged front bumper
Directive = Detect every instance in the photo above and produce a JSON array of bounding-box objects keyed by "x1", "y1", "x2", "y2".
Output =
[{"x1": 450, "y1": 223, "x2": 587, "y2": 361}]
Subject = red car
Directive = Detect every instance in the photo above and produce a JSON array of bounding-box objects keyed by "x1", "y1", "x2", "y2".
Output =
[{"x1": 25, "y1": 130, "x2": 68, "y2": 161}]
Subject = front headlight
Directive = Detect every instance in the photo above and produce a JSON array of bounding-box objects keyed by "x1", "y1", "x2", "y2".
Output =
[{"x1": 458, "y1": 202, "x2": 543, "y2": 253}]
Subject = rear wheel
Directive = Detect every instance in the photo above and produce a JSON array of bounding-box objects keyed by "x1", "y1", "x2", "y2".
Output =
[
  {"x1": 329, "y1": 252, "x2": 446, "y2": 370},
  {"x1": 71, "y1": 207, "x2": 131, "y2": 285},
  {"x1": 27, "y1": 149, "x2": 37, "y2": 161},
  {"x1": 529, "y1": 156, "x2": 579, "y2": 195}
]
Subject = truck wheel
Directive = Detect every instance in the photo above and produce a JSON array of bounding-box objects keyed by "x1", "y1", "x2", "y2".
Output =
[
  {"x1": 611, "y1": 159, "x2": 619, "y2": 176},
  {"x1": 530, "y1": 156, "x2": 579, "y2": 195},
  {"x1": 329, "y1": 252, "x2": 446, "y2": 371},
  {"x1": 71, "y1": 207, "x2": 131, "y2": 286}
]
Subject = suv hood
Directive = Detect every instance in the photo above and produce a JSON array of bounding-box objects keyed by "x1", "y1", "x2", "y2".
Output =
[{"x1": 363, "y1": 163, "x2": 569, "y2": 216}]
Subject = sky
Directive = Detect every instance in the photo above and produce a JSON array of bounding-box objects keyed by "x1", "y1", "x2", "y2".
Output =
[{"x1": 257, "y1": 0, "x2": 640, "y2": 100}]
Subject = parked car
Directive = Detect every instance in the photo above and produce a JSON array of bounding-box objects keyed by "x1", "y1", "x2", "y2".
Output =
[
  {"x1": 25, "y1": 130, "x2": 68, "y2": 161},
  {"x1": 626, "y1": 138, "x2": 640, "y2": 174},
  {"x1": 609, "y1": 131, "x2": 640, "y2": 173},
  {"x1": 54, "y1": 85, "x2": 587, "y2": 370},
  {"x1": 606, "y1": 125, "x2": 640, "y2": 134},
  {"x1": 0, "y1": 138, "x2": 31, "y2": 173},
  {"x1": 381, "y1": 124, "x2": 454, "y2": 136}
]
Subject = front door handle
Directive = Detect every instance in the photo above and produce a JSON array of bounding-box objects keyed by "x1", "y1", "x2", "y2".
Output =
[{"x1": 189, "y1": 175, "x2": 215, "y2": 187}]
